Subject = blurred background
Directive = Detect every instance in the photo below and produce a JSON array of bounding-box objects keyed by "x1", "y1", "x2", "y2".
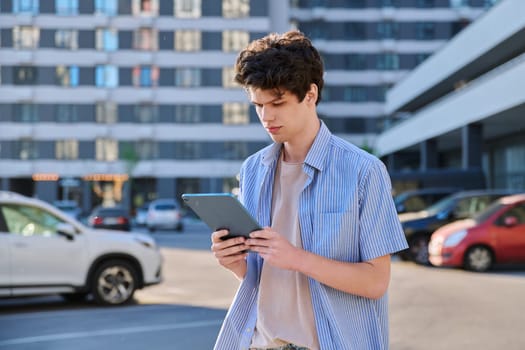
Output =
[
  {"x1": 2, "y1": 0, "x2": 522, "y2": 220},
  {"x1": 1, "y1": 1, "x2": 524, "y2": 349}
]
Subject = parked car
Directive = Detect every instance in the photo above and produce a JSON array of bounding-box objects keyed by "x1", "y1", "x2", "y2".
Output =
[
  {"x1": 0, "y1": 191, "x2": 162, "y2": 305},
  {"x1": 53, "y1": 200, "x2": 82, "y2": 220},
  {"x1": 399, "y1": 189, "x2": 517, "y2": 264},
  {"x1": 393, "y1": 188, "x2": 459, "y2": 214},
  {"x1": 87, "y1": 206, "x2": 131, "y2": 231},
  {"x1": 429, "y1": 193, "x2": 525, "y2": 272},
  {"x1": 134, "y1": 203, "x2": 150, "y2": 226},
  {"x1": 146, "y1": 199, "x2": 184, "y2": 232}
]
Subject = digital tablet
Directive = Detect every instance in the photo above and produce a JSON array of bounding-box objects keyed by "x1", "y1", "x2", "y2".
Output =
[{"x1": 181, "y1": 193, "x2": 262, "y2": 239}]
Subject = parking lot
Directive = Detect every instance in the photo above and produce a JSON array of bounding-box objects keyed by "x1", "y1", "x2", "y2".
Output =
[{"x1": 1, "y1": 221, "x2": 524, "y2": 350}]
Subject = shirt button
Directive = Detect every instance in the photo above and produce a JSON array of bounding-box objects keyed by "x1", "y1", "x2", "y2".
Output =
[{"x1": 246, "y1": 328, "x2": 251, "y2": 332}]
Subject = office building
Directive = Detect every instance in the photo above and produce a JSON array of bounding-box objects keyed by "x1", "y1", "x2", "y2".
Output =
[
  {"x1": 0, "y1": 0, "x2": 495, "y2": 213},
  {"x1": 376, "y1": 0, "x2": 525, "y2": 191}
]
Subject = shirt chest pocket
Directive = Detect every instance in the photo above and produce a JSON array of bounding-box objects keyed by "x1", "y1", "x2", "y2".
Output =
[{"x1": 311, "y1": 211, "x2": 360, "y2": 262}]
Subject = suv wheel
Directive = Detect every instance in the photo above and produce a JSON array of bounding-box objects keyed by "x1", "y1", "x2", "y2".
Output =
[
  {"x1": 464, "y1": 246, "x2": 493, "y2": 272},
  {"x1": 92, "y1": 260, "x2": 137, "y2": 305}
]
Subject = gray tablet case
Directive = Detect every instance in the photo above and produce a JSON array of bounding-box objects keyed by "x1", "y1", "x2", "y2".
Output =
[{"x1": 181, "y1": 193, "x2": 261, "y2": 239}]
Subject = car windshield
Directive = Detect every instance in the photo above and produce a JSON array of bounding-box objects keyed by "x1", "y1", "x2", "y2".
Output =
[
  {"x1": 473, "y1": 201, "x2": 505, "y2": 224},
  {"x1": 425, "y1": 196, "x2": 456, "y2": 215},
  {"x1": 98, "y1": 208, "x2": 126, "y2": 216},
  {"x1": 154, "y1": 204, "x2": 176, "y2": 210}
]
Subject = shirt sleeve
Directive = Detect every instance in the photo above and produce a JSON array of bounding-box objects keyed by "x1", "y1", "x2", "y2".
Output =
[{"x1": 358, "y1": 161, "x2": 408, "y2": 261}]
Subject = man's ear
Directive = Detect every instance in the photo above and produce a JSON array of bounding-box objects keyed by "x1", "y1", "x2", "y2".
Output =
[{"x1": 306, "y1": 83, "x2": 318, "y2": 103}]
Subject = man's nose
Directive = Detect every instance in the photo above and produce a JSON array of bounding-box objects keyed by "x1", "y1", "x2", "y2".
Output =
[{"x1": 260, "y1": 106, "x2": 274, "y2": 121}]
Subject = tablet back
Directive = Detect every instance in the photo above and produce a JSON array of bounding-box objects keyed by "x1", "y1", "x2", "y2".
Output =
[{"x1": 181, "y1": 193, "x2": 261, "y2": 239}]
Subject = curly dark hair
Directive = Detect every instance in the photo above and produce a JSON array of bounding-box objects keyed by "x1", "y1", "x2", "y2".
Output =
[{"x1": 234, "y1": 30, "x2": 324, "y2": 104}]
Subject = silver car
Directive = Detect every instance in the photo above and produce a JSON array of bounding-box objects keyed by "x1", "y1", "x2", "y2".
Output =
[{"x1": 146, "y1": 199, "x2": 184, "y2": 232}]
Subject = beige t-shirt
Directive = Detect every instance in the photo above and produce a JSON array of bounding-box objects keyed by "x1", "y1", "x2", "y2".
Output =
[{"x1": 250, "y1": 155, "x2": 319, "y2": 350}]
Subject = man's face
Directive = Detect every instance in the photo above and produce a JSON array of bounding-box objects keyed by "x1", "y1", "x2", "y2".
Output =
[{"x1": 248, "y1": 88, "x2": 313, "y2": 144}]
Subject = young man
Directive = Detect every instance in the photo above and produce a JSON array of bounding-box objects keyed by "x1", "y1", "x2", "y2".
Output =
[{"x1": 211, "y1": 30, "x2": 408, "y2": 350}]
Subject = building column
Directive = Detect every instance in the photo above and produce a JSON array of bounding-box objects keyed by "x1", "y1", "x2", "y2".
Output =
[
  {"x1": 1, "y1": 178, "x2": 9, "y2": 191},
  {"x1": 157, "y1": 178, "x2": 176, "y2": 199},
  {"x1": 35, "y1": 180, "x2": 58, "y2": 203},
  {"x1": 82, "y1": 180, "x2": 92, "y2": 216},
  {"x1": 386, "y1": 153, "x2": 400, "y2": 172},
  {"x1": 420, "y1": 138, "x2": 438, "y2": 170},
  {"x1": 462, "y1": 123, "x2": 483, "y2": 169}
]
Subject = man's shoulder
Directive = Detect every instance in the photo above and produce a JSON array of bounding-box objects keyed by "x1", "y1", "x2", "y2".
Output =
[{"x1": 328, "y1": 134, "x2": 381, "y2": 169}]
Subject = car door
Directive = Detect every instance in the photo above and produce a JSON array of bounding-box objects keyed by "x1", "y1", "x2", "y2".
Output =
[
  {"x1": 493, "y1": 203, "x2": 525, "y2": 262},
  {"x1": 1, "y1": 203, "x2": 88, "y2": 287},
  {"x1": 0, "y1": 212, "x2": 11, "y2": 296}
]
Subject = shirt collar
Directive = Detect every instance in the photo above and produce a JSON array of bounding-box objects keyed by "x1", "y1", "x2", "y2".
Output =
[{"x1": 261, "y1": 121, "x2": 331, "y2": 172}]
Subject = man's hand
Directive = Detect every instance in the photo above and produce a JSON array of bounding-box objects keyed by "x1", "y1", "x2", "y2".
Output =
[
  {"x1": 211, "y1": 229, "x2": 248, "y2": 279},
  {"x1": 245, "y1": 227, "x2": 302, "y2": 271}
]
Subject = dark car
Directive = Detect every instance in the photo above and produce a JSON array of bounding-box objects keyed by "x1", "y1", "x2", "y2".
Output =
[
  {"x1": 393, "y1": 188, "x2": 459, "y2": 214},
  {"x1": 399, "y1": 189, "x2": 517, "y2": 264},
  {"x1": 88, "y1": 206, "x2": 131, "y2": 231}
]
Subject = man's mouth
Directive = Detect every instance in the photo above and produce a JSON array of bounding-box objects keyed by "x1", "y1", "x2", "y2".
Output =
[{"x1": 266, "y1": 126, "x2": 281, "y2": 134}]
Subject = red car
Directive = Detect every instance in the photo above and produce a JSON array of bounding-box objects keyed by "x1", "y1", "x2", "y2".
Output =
[{"x1": 429, "y1": 193, "x2": 525, "y2": 272}]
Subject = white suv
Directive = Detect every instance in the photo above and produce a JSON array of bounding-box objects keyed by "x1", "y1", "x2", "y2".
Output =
[{"x1": 0, "y1": 191, "x2": 162, "y2": 305}]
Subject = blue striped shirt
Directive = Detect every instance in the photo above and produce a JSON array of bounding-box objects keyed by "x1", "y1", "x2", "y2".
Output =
[{"x1": 214, "y1": 122, "x2": 408, "y2": 350}]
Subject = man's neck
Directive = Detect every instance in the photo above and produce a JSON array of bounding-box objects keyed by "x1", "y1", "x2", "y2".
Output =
[{"x1": 282, "y1": 119, "x2": 320, "y2": 163}]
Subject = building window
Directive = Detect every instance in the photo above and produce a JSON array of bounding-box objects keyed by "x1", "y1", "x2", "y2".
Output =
[
  {"x1": 223, "y1": 0, "x2": 249, "y2": 18},
  {"x1": 95, "y1": 0, "x2": 117, "y2": 15},
  {"x1": 13, "y1": 0, "x2": 39, "y2": 14},
  {"x1": 175, "y1": 142, "x2": 200, "y2": 159},
  {"x1": 175, "y1": 68, "x2": 201, "y2": 87},
  {"x1": 95, "y1": 65, "x2": 118, "y2": 87},
  {"x1": 134, "y1": 104, "x2": 158, "y2": 123},
  {"x1": 343, "y1": 86, "x2": 368, "y2": 102},
  {"x1": 96, "y1": 28, "x2": 118, "y2": 51},
  {"x1": 415, "y1": 53, "x2": 430, "y2": 66},
  {"x1": 16, "y1": 103, "x2": 38, "y2": 122},
  {"x1": 132, "y1": 66, "x2": 159, "y2": 87},
  {"x1": 175, "y1": 105, "x2": 201, "y2": 123},
  {"x1": 174, "y1": 0, "x2": 201, "y2": 18},
  {"x1": 56, "y1": 65, "x2": 79, "y2": 87},
  {"x1": 223, "y1": 141, "x2": 248, "y2": 160},
  {"x1": 17, "y1": 139, "x2": 38, "y2": 160},
  {"x1": 134, "y1": 28, "x2": 158, "y2": 50},
  {"x1": 223, "y1": 103, "x2": 249, "y2": 125},
  {"x1": 55, "y1": 29, "x2": 78, "y2": 49},
  {"x1": 345, "y1": 54, "x2": 367, "y2": 70},
  {"x1": 135, "y1": 140, "x2": 158, "y2": 159},
  {"x1": 96, "y1": 138, "x2": 118, "y2": 161},
  {"x1": 13, "y1": 26, "x2": 39, "y2": 49},
  {"x1": 377, "y1": 22, "x2": 398, "y2": 39},
  {"x1": 132, "y1": 0, "x2": 158, "y2": 16},
  {"x1": 175, "y1": 30, "x2": 201, "y2": 51},
  {"x1": 56, "y1": 139, "x2": 78, "y2": 160},
  {"x1": 345, "y1": 23, "x2": 367, "y2": 40},
  {"x1": 14, "y1": 66, "x2": 37, "y2": 85},
  {"x1": 96, "y1": 102, "x2": 117, "y2": 123},
  {"x1": 56, "y1": 104, "x2": 78, "y2": 122},
  {"x1": 222, "y1": 67, "x2": 239, "y2": 88},
  {"x1": 55, "y1": 0, "x2": 78, "y2": 15},
  {"x1": 222, "y1": 30, "x2": 249, "y2": 52},
  {"x1": 415, "y1": 22, "x2": 435, "y2": 40},
  {"x1": 416, "y1": 0, "x2": 434, "y2": 7},
  {"x1": 376, "y1": 53, "x2": 399, "y2": 70}
]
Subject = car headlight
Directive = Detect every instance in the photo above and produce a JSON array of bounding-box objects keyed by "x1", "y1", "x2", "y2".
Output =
[{"x1": 443, "y1": 230, "x2": 467, "y2": 247}]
